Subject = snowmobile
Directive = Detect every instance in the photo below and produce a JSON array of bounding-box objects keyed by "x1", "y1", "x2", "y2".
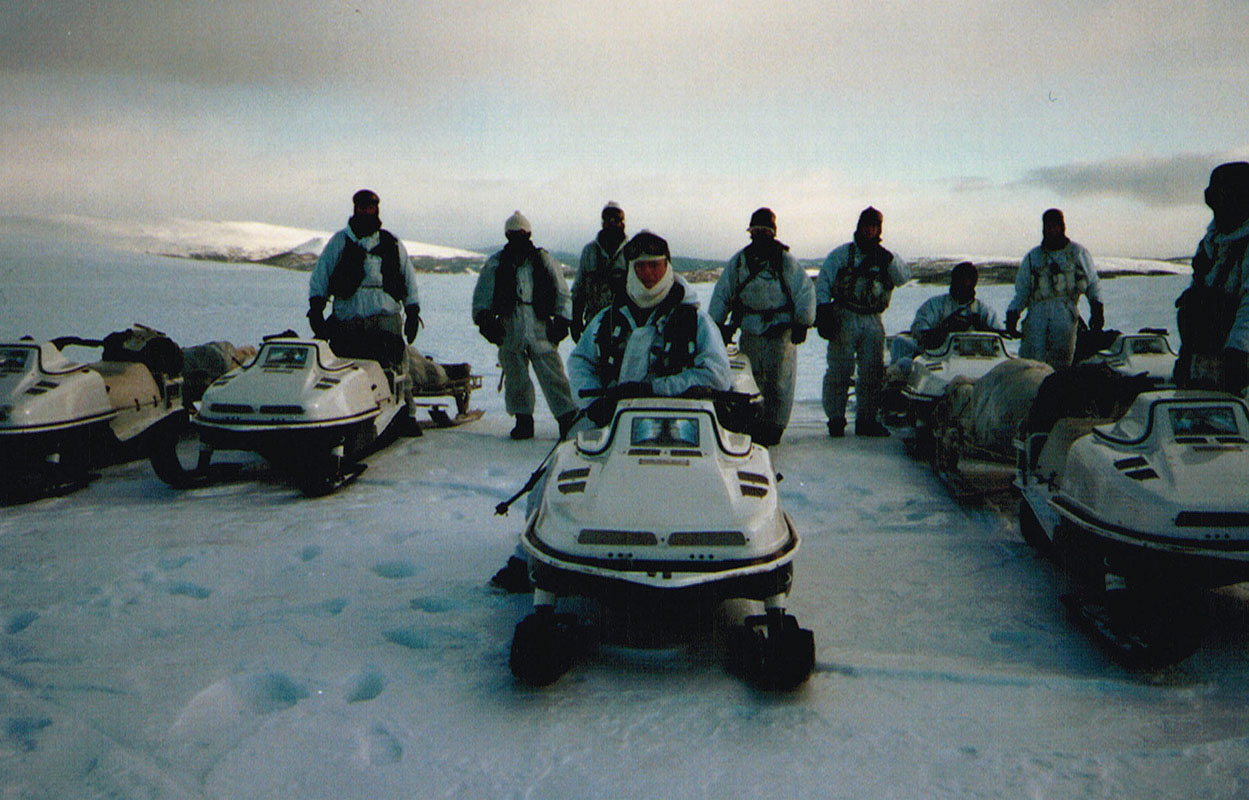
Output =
[
  {"x1": 154, "y1": 334, "x2": 479, "y2": 496},
  {"x1": 0, "y1": 328, "x2": 186, "y2": 502},
  {"x1": 1078, "y1": 329, "x2": 1177, "y2": 387},
  {"x1": 901, "y1": 331, "x2": 1014, "y2": 424},
  {"x1": 503, "y1": 376, "x2": 814, "y2": 690},
  {"x1": 1015, "y1": 388, "x2": 1249, "y2": 663}
]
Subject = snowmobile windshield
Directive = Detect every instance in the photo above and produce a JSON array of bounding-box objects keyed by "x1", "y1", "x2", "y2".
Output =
[
  {"x1": 262, "y1": 345, "x2": 310, "y2": 368},
  {"x1": 954, "y1": 337, "x2": 1001, "y2": 358},
  {"x1": 630, "y1": 416, "x2": 700, "y2": 448},
  {"x1": 0, "y1": 346, "x2": 33, "y2": 375},
  {"x1": 1130, "y1": 338, "x2": 1167, "y2": 355},
  {"x1": 1169, "y1": 406, "x2": 1240, "y2": 438}
]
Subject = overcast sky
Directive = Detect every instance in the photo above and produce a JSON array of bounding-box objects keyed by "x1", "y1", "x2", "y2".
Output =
[{"x1": 2, "y1": 1, "x2": 1247, "y2": 259}]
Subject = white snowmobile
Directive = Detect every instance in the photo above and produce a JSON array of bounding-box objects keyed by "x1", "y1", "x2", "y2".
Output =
[
  {"x1": 153, "y1": 334, "x2": 464, "y2": 496},
  {"x1": 502, "y1": 370, "x2": 814, "y2": 689},
  {"x1": 0, "y1": 328, "x2": 186, "y2": 502},
  {"x1": 1079, "y1": 329, "x2": 1177, "y2": 387},
  {"x1": 902, "y1": 331, "x2": 1014, "y2": 423},
  {"x1": 1016, "y1": 389, "x2": 1249, "y2": 663}
]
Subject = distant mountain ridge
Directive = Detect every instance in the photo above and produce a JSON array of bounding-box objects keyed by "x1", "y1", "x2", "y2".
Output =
[{"x1": 16, "y1": 215, "x2": 1192, "y2": 283}]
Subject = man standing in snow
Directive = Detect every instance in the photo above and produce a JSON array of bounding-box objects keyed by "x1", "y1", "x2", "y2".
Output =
[
  {"x1": 472, "y1": 211, "x2": 578, "y2": 440},
  {"x1": 570, "y1": 202, "x2": 628, "y2": 343},
  {"x1": 1005, "y1": 209, "x2": 1103, "y2": 370},
  {"x1": 1174, "y1": 161, "x2": 1249, "y2": 394},
  {"x1": 815, "y1": 206, "x2": 912, "y2": 437},
  {"x1": 307, "y1": 189, "x2": 423, "y2": 425},
  {"x1": 568, "y1": 230, "x2": 732, "y2": 429},
  {"x1": 708, "y1": 208, "x2": 816, "y2": 445}
]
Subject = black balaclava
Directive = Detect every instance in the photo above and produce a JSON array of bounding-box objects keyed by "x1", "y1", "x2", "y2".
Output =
[
  {"x1": 950, "y1": 261, "x2": 978, "y2": 305},
  {"x1": 348, "y1": 189, "x2": 382, "y2": 238},
  {"x1": 853, "y1": 206, "x2": 883, "y2": 250},
  {"x1": 1041, "y1": 208, "x2": 1068, "y2": 251},
  {"x1": 1207, "y1": 162, "x2": 1249, "y2": 234}
]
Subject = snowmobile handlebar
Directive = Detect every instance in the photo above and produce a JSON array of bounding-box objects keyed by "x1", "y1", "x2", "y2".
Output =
[
  {"x1": 578, "y1": 384, "x2": 759, "y2": 405},
  {"x1": 50, "y1": 335, "x2": 105, "y2": 350}
]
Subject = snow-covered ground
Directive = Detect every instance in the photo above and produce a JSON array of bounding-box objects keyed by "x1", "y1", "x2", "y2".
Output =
[{"x1": 2, "y1": 227, "x2": 1247, "y2": 799}]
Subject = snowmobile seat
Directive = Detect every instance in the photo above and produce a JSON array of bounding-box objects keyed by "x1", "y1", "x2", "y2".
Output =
[{"x1": 1036, "y1": 416, "x2": 1115, "y2": 486}]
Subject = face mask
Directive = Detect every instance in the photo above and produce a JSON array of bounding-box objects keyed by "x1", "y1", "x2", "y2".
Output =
[
  {"x1": 854, "y1": 231, "x2": 881, "y2": 250},
  {"x1": 349, "y1": 213, "x2": 381, "y2": 238},
  {"x1": 626, "y1": 259, "x2": 674, "y2": 308},
  {"x1": 950, "y1": 285, "x2": 975, "y2": 304}
]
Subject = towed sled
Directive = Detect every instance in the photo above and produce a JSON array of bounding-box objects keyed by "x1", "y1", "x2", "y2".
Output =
[
  {"x1": 916, "y1": 355, "x2": 1052, "y2": 503},
  {"x1": 409, "y1": 361, "x2": 484, "y2": 429},
  {"x1": 503, "y1": 379, "x2": 813, "y2": 690},
  {"x1": 1016, "y1": 389, "x2": 1249, "y2": 664},
  {"x1": 0, "y1": 327, "x2": 186, "y2": 502},
  {"x1": 153, "y1": 334, "x2": 481, "y2": 496}
]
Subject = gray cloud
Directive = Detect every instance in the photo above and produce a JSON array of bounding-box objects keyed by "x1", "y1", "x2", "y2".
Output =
[
  {"x1": 1018, "y1": 152, "x2": 1240, "y2": 207},
  {"x1": 3, "y1": 1, "x2": 1248, "y2": 258}
]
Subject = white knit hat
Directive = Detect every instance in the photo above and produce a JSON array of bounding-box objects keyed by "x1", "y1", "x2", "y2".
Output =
[{"x1": 505, "y1": 210, "x2": 531, "y2": 234}]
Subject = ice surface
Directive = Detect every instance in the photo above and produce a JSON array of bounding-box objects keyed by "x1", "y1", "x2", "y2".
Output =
[{"x1": 1, "y1": 227, "x2": 1247, "y2": 799}]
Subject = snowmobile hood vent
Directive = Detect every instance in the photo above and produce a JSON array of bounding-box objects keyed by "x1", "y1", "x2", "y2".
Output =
[
  {"x1": 577, "y1": 529, "x2": 657, "y2": 546},
  {"x1": 1174, "y1": 511, "x2": 1249, "y2": 528},
  {"x1": 258, "y1": 405, "x2": 305, "y2": 415},
  {"x1": 209, "y1": 403, "x2": 254, "y2": 414},
  {"x1": 737, "y1": 470, "x2": 770, "y2": 498},
  {"x1": 668, "y1": 530, "x2": 747, "y2": 546},
  {"x1": 557, "y1": 466, "x2": 590, "y2": 494}
]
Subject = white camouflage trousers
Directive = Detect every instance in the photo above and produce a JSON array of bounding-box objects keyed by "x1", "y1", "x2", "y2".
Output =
[
  {"x1": 1019, "y1": 299, "x2": 1077, "y2": 370},
  {"x1": 822, "y1": 308, "x2": 885, "y2": 424},
  {"x1": 498, "y1": 344, "x2": 576, "y2": 419},
  {"x1": 740, "y1": 330, "x2": 799, "y2": 431}
]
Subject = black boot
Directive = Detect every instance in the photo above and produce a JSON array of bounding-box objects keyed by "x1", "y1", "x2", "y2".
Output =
[
  {"x1": 510, "y1": 414, "x2": 534, "y2": 440},
  {"x1": 827, "y1": 418, "x2": 846, "y2": 438},
  {"x1": 556, "y1": 411, "x2": 578, "y2": 439},
  {"x1": 855, "y1": 418, "x2": 890, "y2": 437},
  {"x1": 490, "y1": 556, "x2": 533, "y2": 593}
]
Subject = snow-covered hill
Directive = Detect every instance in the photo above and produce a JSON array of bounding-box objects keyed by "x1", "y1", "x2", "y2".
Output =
[
  {"x1": 31, "y1": 214, "x2": 486, "y2": 269},
  {"x1": 11, "y1": 215, "x2": 1190, "y2": 281}
]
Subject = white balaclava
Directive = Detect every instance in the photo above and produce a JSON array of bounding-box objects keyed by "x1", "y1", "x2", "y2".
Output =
[{"x1": 625, "y1": 256, "x2": 674, "y2": 309}]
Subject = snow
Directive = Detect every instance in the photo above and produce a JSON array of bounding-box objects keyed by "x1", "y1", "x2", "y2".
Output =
[
  {"x1": 3, "y1": 226, "x2": 1249, "y2": 799},
  {"x1": 912, "y1": 253, "x2": 1191, "y2": 276},
  {"x1": 27, "y1": 214, "x2": 486, "y2": 264}
]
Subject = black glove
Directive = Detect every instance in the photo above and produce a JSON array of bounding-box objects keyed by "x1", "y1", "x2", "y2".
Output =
[
  {"x1": 1088, "y1": 301, "x2": 1105, "y2": 333},
  {"x1": 307, "y1": 297, "x2": 329, "y2": 339},
  {"x1": 570, "y1": 299, "x2": 585, "y2": 343},
  {"x1": 1223, "y1": 348, "x2": 1249, "y2": 394},
  {"x1": 1005, "y1": 310, "x2": 1020, "y2": 338},
  {"x1": 918, "y1": 329, "x2": 945, "y2": 350},
  {"x1": 546, "y1": 316, "x2": 569, "y2": 345},
  {"x1": 815, "y1": 303, "x2": 838, "y2": 340},
  {"x1": 790, "y1": 324, "x2": 808, "y2": 345},
  {"x1": 404, "y1": 304, "x2": 421, "y2": 343},
  {"x1": 475, "y1": 312, "x2": 504, "y2": 345},
  {"x1": 586, "y1": 397, "x2": 615, "y2": 428},
  {"x1": 616, "y1": 381, "x2": 652, "y2": 399}
]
